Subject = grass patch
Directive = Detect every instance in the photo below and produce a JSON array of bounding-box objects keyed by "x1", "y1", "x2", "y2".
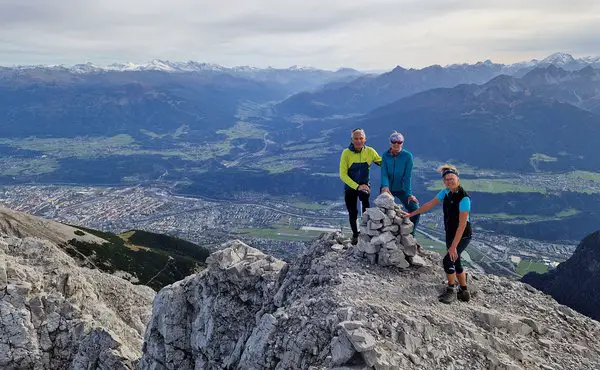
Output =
[
  {"x1": 555, "y1": 208, "x2": 580, "y2": 218},
  {"x1": 478, "y1": 209, "x2": 580, "y2": 223},
  {"x1": 292, "y1": 201, "x2": 329, "y2": 210},
  {"x1": 427, "y1": 179, "x2": 545, "y2": 194},
  {"x1": 415, "y1": 233, "x2": 445, "y2": 249},
  {"x1": 530, "y1": 153, "x2": 557, "y2": 162},
  {"x1": 237, "y1": 226, "x2": 323, "y2": 241},
  {"x1": 262, "y1": 161, "x2": 299, "y2": 174},
  {"x1": 516, "y1": 260, "x2": 549, "y2": 276},
  {"x1": 140, "y1": 129, "x2": 168, "y2": 139},
  {"x1": 0, "y1": 157, "x2": 59, "y2": 176},
  {"x1": 0, "y1": 134, "x2": 233, "y2": 164},
  {"x1": 476, "y1": 213, "x2": 539, "y2": 221},
  {"x1": 0, "y1": 135, "x2": 135, "y2": 159},
  {"x1": 217, "y1": 122, "x2": 266, "y2": 139},
  {"x1": 284, "y1": 143, "x2": 323, "y2": 151},
  {"x1": 466, "y1": 246, "x2": 486, "y2": 262}
]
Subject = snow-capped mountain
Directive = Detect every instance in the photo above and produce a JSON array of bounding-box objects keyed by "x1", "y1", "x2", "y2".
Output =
[
  {"x1": 445, "y1": 52, "x2": 600, "y2": 76},
  {"x1": 4, "y1": 52, "x2": 599, "y2": 77}
]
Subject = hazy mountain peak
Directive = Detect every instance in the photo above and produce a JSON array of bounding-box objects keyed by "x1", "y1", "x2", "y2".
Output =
[{"x1": 542, "y1": 52, "x2": 576, "y2": 65}]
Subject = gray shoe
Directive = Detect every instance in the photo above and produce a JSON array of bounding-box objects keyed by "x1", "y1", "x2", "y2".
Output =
[
  {"x1": 438, "y1": 285, "x2": 457, "y2": 304},
  {"x1": 457, "y1": 287, "x2": 470, "y2": 302}
]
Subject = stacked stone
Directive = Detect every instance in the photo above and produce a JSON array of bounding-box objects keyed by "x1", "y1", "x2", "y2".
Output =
[{"x1": 354, "y1": 192, "x2": 428, "y2": 268}]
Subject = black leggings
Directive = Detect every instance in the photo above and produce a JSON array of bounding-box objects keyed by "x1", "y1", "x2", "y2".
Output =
[
  {"x1": 344, "y1": 188, "x2": 370, "y2": 236},
  {"x1": 443, "y1": 236, "x2": 471, "y2": 275}
]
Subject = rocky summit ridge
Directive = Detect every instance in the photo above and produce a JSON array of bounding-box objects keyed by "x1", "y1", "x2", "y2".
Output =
[
  {"x1": 139, "y1": 195, "x2": 600, "y2": 370},
  {"x1": 2, "y1": 197, "x2": 600, "y2": 369}
]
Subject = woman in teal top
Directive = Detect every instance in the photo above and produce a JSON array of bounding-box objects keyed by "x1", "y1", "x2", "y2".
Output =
[
  {"x1": 401, "y1": 164, "x2": 472, "y2": 304},
  {"x1": 381, "y1": 131, "x2": 419, "y2": 235}
]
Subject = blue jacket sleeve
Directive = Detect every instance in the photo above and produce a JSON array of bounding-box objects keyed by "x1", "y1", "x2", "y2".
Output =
[
  {"x1": 402, "y1": 152, "x2": 413, "y2": 196},
  {"x1": 381, "y1": 155, "x2": 390, "y2": 188}
]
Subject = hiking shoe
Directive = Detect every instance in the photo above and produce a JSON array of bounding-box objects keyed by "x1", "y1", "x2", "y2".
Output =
[
  {"x1": 438, "y1": 285, "x2": 457, "y2": 304},
  {"x1": 351, "y1": 234, "x2": 359, "y2": 245},
  {"x1": 457, "y1": 287, "x2": 470, "y2": 302}
]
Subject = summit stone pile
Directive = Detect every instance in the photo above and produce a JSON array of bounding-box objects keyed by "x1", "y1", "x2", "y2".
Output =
[{"x1": 355, "y1": 193, "x2": 426, "y2": 268}]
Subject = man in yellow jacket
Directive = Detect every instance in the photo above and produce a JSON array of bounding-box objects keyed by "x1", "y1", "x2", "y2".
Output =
[{"x1": 339, "y1": 128, "x2": 382, "y2": 245}]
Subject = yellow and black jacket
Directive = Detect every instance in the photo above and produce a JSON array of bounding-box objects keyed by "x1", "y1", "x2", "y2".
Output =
[{"x1": 339, "y1": 144, "x2": 382, "y2": 190}]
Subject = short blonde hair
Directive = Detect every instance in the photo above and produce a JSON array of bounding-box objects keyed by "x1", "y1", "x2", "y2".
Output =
[{"x1": 437, "y1": 163, "x2": 459, "y2": 176}]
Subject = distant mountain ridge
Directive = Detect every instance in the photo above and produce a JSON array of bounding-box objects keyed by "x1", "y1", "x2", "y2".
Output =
[
  {"x1": 350, "y1": 65, "x2": 600, "y2": 172},
  {"x1": 3, "y1": 59, "x2": 361, "y2": 75},
  {"x1": 1, "y1": 60, "x2": 364, "y2": 95},
  {"x1": 5, "y1": 52, "x2": 599, "y2": 74},
  {"x1": 275, "y1": 52, "x2": 600, "y2": 117}
]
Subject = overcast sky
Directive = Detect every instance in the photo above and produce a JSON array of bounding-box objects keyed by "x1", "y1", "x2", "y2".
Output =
[{"x1": 0, "y1": 0, "x2": 598, "y2": 70}]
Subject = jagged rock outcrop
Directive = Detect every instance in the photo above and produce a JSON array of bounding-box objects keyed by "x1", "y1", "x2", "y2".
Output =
[
  {"x1": 0, "y1": 235, "x2": 155, "y2": 369},
  {"x1": 139, "y1": 233, "x2": 600, "y2": 369},
  {"x1": 522, "y1": 230, "x2": 600, "y2": 321}
]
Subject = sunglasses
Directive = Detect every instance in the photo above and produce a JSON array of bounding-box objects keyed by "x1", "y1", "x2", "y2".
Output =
[
  {"x1": 352, "y1": 128, "x2": 363, "y2": 132},
  {"x1": 390, "y1": 140, "x2": 404, "y2": 144}
]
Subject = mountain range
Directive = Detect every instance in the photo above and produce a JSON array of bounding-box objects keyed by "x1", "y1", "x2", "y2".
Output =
[
  {"x1": 2, "y1": 53, "x2": 600, "y2": 242},
  {"x1": 275, "y1": 52, "x2": 600, "y2": 117}
]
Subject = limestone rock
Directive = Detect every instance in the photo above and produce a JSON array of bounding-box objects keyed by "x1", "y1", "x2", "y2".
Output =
[
  {"x1": 367, "y1": 220, "x2": 383, "y2": 230},
  {"x1": 330, "y1": 335, "x2": 355, "y2": 366},
  {"x1": 402, "y1": 234, "x2": 417, "y2": 248},
  {"x1": 0, "y1": 236, "x2": 154, "y2": 369},
  {"x1": 373, "y1": 193, "x2": 396, "y2": 210},
  {"x1": 365, "y1": 208, "x2": 386, "y2": 222},
  {"x1": 400, "y1": 222, "x2": 414, "y2": 236},
  {"x1": 371, "y1": 232, "x2": 395, "y2": 246},
  {"x1": 408, "y1": 255, "x2": 428, "y2": 267},
  {"x1": 382, "y1": 225, "x2": 399, "y2": 233},
  {"x1": 382, "y1": 216, "x2": 392, "y2": 227}
]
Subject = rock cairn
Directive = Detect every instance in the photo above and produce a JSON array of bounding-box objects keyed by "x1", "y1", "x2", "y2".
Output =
[{"x1": 354, "y1": 192, "x2": 428, "y2": 268}]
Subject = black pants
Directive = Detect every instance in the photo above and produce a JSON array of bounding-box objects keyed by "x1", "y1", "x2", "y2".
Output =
[
  {"x1": 443, "y1": 236, "x2": 471, "y2": 275},
  {"x1": 345, "y1": 188, "x2": 370, "y2": 236}
]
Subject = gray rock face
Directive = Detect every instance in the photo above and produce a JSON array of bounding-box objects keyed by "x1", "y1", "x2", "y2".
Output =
[
  {"x1": 139, "y1": 232, "x2": 600, "y2": 370},
  {"x1": 0, "y1": 236, "x2": 155, "y2": 369},
  {"x1": 138, "y1": 240, "x2": 287, "y2": 369}
]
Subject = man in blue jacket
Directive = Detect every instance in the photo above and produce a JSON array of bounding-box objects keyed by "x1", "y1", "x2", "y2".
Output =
[{"x1": 381, "y1": 132, "x2": 420, "y2": 234}]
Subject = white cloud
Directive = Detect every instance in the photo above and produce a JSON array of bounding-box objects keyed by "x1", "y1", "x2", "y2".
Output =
[{"x1": 0, "y1": 0, "x2": 598, "y2": 69}]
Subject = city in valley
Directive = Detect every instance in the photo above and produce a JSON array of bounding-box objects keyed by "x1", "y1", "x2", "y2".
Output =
[{"x1": 0, "y1": 184, "x2": 574, "y2": 278}]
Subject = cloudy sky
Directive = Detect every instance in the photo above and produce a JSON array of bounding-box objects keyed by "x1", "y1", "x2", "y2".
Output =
[{"x1": 0, "y1": 0, "x2": 598, "y2": 70}]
